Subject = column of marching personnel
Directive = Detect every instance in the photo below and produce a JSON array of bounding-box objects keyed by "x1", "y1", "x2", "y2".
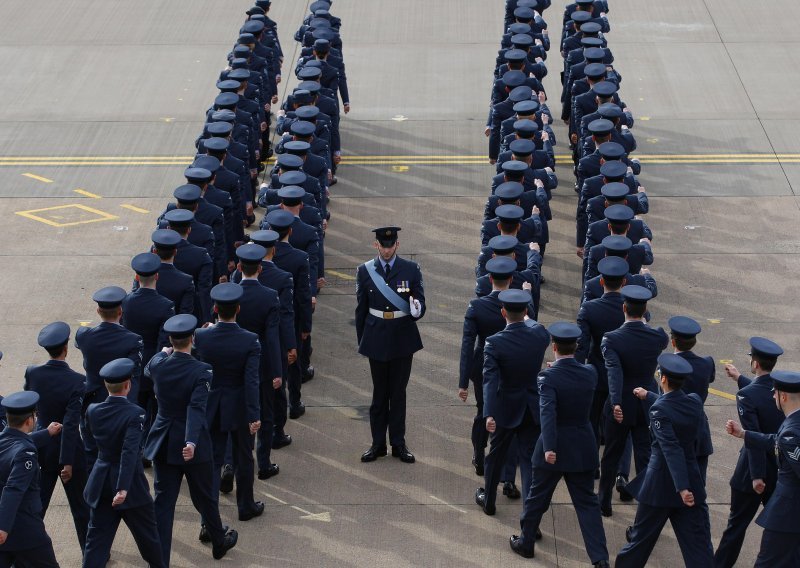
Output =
[
  {"x1": 0, "y1": 1, "x2": 352, "y2": 566},
  {"x1": 458, "y1": 1, "x2": 800, "y2": 566}
]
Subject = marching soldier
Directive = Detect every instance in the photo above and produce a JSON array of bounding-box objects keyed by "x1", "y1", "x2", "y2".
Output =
[
  {"x1": 726, "y1": 370, "x2": 800, "y2": 566},
  {"x1": 24, "y1": 322, "x2": 90, "y2": 551},
  {"x1": 618, "y1": 354, "x2": 713, "y2": 567},
  {"x1": 0, "y1": 392, "x2": 62, "y2": 567},
  {"x1": 355, "y1": 227, "x2": 425, "y2": 464},
  {"x1": 510, "y1": 323, "x2": 609, "y2": 567},
  {"x1": 144, "y1": 315, "x2": 238, "y2": 563},
  {"x1": 82, "y1": 359, "x2": 165, "y2": 568},
  {"x1": 715, "y1": 337, "x2": 785, "y2": 567},
  {"x1": 475, "y1": 289, "x2": 549, "y2": 515},
  {"x1": 194, "y1": 283, "x2": 264, "y2": 522}
]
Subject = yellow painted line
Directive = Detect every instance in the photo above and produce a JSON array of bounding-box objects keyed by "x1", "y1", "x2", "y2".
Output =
[
  {"x1": 709, "y1": 388, "x2": 736, "y2": 402},
  {"x1": 73, "y1": 189, "x2": 101, "y2": 198},
  {"x1": 21, "y1": 173, "x2": 53, "y2": 183},
  {"x1": 120, "y1": 204, "x2": 150, "y2": 214},
  {"x1": 326, "y1": 269, "x2": 355, "y2": 281},
  {"x1": 15, "y1": 204, "x2": 118, "y2": 228}
]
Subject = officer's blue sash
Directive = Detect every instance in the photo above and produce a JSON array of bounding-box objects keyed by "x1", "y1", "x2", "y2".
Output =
[{"x1": 363, "y1": 260, "x2": 410, "y2": 314}]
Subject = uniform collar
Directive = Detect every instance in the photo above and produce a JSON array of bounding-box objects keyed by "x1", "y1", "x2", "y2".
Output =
[
  {"x1": 506, "y1": 321, "x2": 526, "y2": 330},
  {"x1": 46, "y1": 360, "x2": 69, "y2": 367}
]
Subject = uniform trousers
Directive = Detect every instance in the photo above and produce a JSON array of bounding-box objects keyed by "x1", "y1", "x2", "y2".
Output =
[
  {"x1": 210, "y1": 425, "x2": 256, "y2": 515},
  {"x1": 287, "y1": 325, "x2": 305, "y2": 410},
  {"x1": 713, "y1": 487, "x2": 773, "y2": 568},
  {"x1": 40, "y1": 464, "x2": 89, "y2": 550},
  {"x1": 520, "y1": 468, "x2": 608, "y2": 563},
  {"x1": 83, "y1": 500, "x2": 164, "y2": 568},
  {"x1": 616, "y1": 503, "x2": 713, "y2": 568},
  {"x1": 0, "y1": 539, "x2": 59, "y2": 568},
  {"x1": 273, "y1": 354, "x2": 289, "y2": 434},
  {"x1": 256, "y1": 380, "x2": 276, "y2": 470},
  {"x1": 598, "y1": 407, "x2": 651, "y2": 510},
  {"x1": 483, "y1": 408, "x2": 539, "y2": 510},
  {"x1": 755, "y1": 529, "x2": 800, "y2": 567},
  {"x1": 153, "y1": 458, "x2": 225, "y2": 565},
  {"x1": 469, "y1": 375, "x2": 489, "y2": 468},
  {"x1": 368, "y1": 356, "x2": 413, "y2": 447}
]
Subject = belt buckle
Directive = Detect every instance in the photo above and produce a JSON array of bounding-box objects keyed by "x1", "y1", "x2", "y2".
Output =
[{"x1": 383, "y1": 311, "x2": 394, "y2": 319}]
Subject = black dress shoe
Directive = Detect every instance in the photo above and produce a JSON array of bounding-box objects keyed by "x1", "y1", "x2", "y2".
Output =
[
  {"x1": 503, "y1": 482, "x2": 521, "y2": 499},
  {"x1": 220, "y1": 464, "x2": 234, "y2": 494},
  {"x1": 616, "y1": 475, "x2": 634, "y2": 502},
  {"x1": 625, "y1": 526, "x2": 633, "y2": 543},
  {"x1": 360, "y1": 445, "x2": 387, "y2": 462},
  {"x1": 594, "y1": 561, "x2": 611, "y2": 568},
  {"x1": 475, "y1": 488, "x2": 496, "y2": 516},
  {"x1": 391, "y1": 445, "x2": 415, "y2": 463},
  {"x1": 472, "y1": 457, "x2": 484, "y2": 477},
  {"x1": 272, "y1": 433, "x2": 292, "y2": 449},
  {"x1": 239, "y1": 501, "x2": 265, "y2": 521},
  {"x1": 199, "y1": 524, "x2": 229, "y2": 543},
  {"x1": 509, "y1": 535, "x2": 534, "y2": 558},
  {"x1": 600, "y1": 504, "x2": 612, "y2": 517},
  {"x1": 329, "y1": 176, "x2": 338, "y2": 187},
  {"x1": 212, "y1": 529, "x2": 238, "y2": 560},
  {"x1": 535, "y1": 528, "x2": 542, "y2": 541},
  {"x1": 289, "y1": 403, "x2": 306, "y2": 419},
  {"x1": 301, "y1": 366, "x2": 315, "y2": 383},
  {"x1": 258, "y1": 463, "x2": 280, "y2": 480}
]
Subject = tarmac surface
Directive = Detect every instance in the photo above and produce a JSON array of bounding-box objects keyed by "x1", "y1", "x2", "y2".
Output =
[{"x1": 0, "y1": 0, "x2": 798, "y2": 566}]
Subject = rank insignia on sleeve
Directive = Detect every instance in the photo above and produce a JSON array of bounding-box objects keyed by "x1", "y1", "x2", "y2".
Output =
[
  {"x1": 25, "y1": 460, "x2": 33, "y2": 470},
  {"x1": 788, "y1": 446, "x2": 800, "y2": 461}
]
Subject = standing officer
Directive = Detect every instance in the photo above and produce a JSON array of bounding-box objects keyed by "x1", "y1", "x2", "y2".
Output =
[
  {"x1": 726, "y1": 370, "x2": 800, "y2": 566},
  {"x1": 355, "y1": 227, "x2": 425, "y2": 464},
  {"x1": 475, "y1": 289, "x2": 550, "y2": 515},
  {"x1": 714, "y1": 337, "x2": 785, "y2": 567},
  {"x1": 598, "y1": 285, "x2": 668, "y2": 516},
  {"x1": 458, "y1": 257, "x2": 518, "y2": 476},
  {"x1": 511, "y1": 322, "x2": 609, "y2": 567},
  {"x1": 668, "y1": 316, "x2": 715, "y2": 481},
  {"x1": 194, "y1": 283, "x2": 264, "y2": 522},
  {"x1": 76, "y1": 286, "x2": 144, "y2": 465},
  {"x1": 122, "y1": 253, "x2": 175, "y2": 464},
  {"x1": 24, "y1": 322, "x2": 90, "y2": 551},
  {"x1": 235, "y1": 244, "x2": 283, "y2": 480},
  {"x1": 82, "y1": 359, "x2": 165, "y2": 568},
  {"x1": 0, "y1": 392, "x2": 61, "y2": 567},
  {"x1": 617, "y1": 354, "x2": 713, "y2": 567},
  {"x1": 143, "y1": 315, "x2": 238, "y2": 563}
]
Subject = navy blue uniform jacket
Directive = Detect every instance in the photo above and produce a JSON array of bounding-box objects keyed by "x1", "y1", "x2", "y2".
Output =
[
  {"x1": 24, "y1": 360, "x2": 85, "y2": 469},
  {"x1": 535, "y1": 358, "x2": 599, "y2": 471},
  {"x1": 731, "y1": 374, "x2": 784, "y2": 492},
  {"x1": 75, "y1": 322, "x2": 144, "y2": 404},
  {"x1": 627, "y1": 390, "x2": 706, "y2": 507},
  {"x1": 83, "y1": 397, "x2": 152, "y2": 510},
  {"x1": 237, "y1": 279, "x2": 283, "y2": 382},
  {"x1": 483, "y1": 320, "x2": 550, "y2": 429},
  {"x1": 150, "y1": 262, "x2": 195, "y2": 316},
  {"x1": 121, "y1": 288, "x2": 175, "y2": 384},
  {"x1": 0, "y1": 428, "x2": 52, "y2": 550},
  {"x1": 194, "y1": 322, "x2": 261, "y2": 428},
  {"x1": 601, "y1": 321, "x2": 669, "y2": 426},
  {"x1": 355, "y1": 256, "x2": 426, "y2": 362},
  {"x1": 745, "y1": 410, "x2": 800, "y2": 532},
  {"x1": 143, "y1": 352, "x2": 214, "y2": 466}
]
